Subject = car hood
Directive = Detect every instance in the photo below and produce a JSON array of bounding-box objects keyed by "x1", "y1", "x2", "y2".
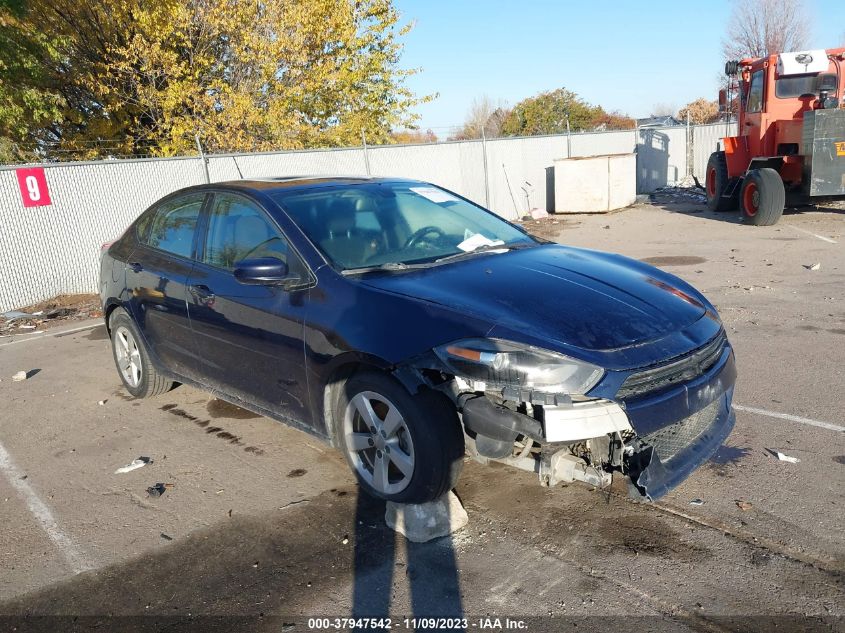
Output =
[{"x1": 359, "y1": 244, "x2": 711, "y2": 354}]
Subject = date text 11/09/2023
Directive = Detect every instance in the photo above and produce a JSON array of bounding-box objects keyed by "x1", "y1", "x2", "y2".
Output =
[{"x1": 307, "y1": 618, "x2": 528, "y2": 630}]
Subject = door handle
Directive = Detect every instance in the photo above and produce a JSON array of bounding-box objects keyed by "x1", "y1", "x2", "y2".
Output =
[
  {"x1": 128, "y1": 262, "x2": 143, "y2": 273},
  {"x1": 189, "y1": 284, "x2": 215, "y2": 300}
]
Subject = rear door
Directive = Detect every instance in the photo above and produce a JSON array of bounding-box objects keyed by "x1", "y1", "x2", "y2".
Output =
[
  {"x1": 186, "y1": 192, "x2": 312, "y2": 425},
  {"x1": 125, "y1": 192, "x2": 207, "y2": 380}
]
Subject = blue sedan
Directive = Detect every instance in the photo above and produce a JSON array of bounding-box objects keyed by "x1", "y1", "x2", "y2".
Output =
[{"x1": 99, "y1": 177, "x2": 736, "y2": 503}]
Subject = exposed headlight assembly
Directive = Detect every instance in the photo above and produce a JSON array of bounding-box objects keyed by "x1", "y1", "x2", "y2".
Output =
[{"x1": 434, "y1": 338, "x2": 604, "y2": 394}]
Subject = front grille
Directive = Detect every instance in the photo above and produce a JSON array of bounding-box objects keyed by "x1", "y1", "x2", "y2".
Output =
[
  {"x1": 617, "y1": 332, "x2": 726, "y2": 399},
  {"x1": 640, "y1": 399, "x2": 721, "y2": 463}
]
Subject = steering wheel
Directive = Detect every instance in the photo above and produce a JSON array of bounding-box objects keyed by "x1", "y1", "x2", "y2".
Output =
[{"x1": 404, "y1": 226, "x2": 446, "y2": 249}]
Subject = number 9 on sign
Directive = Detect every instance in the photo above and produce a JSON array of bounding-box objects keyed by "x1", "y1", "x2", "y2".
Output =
[
  {"x1": 15, "y1": 167, "x2": 52, "y2": 207},
  {"x1": 25, "y1": 176, "x2": 41, "y2": 201}
]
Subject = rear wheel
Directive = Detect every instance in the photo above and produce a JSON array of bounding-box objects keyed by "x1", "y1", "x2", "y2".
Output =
[
  {"x1": 740, "y1": 168, "x2": 785, "y2": 226},
  {"x1": 705, "y1": 151, "x2": 735, "y2": 212},
  {"x1": 335, "y1": 371, "x2": 464, "y2": 503},
  {"x1": 109, "y1": 309, "x2": 173, "y2": 398}
]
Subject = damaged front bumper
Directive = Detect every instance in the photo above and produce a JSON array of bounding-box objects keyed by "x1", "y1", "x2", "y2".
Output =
[{"x1": 453, "y1": 338, "x2": 737, "y2": 501}]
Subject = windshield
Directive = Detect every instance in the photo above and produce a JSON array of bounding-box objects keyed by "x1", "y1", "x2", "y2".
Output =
[{"x1": 271, "y1": 182, "x2": 536, "y2": 270}]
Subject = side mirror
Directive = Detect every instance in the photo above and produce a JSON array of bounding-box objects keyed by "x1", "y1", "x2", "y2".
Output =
[{"x1": 233, "y1": 257, "x2": 299, "y2": 286}]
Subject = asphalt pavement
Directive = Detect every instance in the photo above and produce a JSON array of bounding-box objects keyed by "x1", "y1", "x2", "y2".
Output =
[{"x1": 0, "y1": 196, "x2": 843, "y2": 632}]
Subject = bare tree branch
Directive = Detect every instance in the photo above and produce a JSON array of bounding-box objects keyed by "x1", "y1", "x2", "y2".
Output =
[
  {"x1": 453, "y1": 95, "x2": 509, "y2": 140},
  {"x1": 722, "y1": 0, "x2": 811, "y2": 60}
]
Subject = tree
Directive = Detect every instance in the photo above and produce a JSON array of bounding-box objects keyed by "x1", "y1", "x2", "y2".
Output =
[
  {"x1": 677, "y1": 98, "x2": 721, "y2": 124},
  {"x1": 390, "y1": 128, "x2": 437, "y2": 144},
  {"x1": 500, "y1": 88, "x2": 600, "y2": 136},
  {"x1": 651, "y1": 103, "x2": 676, "y2": 117},
  {"x1": 452, "y1": 95, "x2": 509, "y2": 140},
  {"x1": 722, "y1": 0, "x2": 810, "y2": 60},
  {"x1": 591, "y1": 109, "x2": 637, "y2": 130},
  {"x1": 0, "y1": 0, "x2": 429, "y2": 160}
]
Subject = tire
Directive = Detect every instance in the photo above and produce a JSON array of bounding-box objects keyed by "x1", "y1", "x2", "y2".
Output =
[
  {"x1": 335, "y1": 371, "x2": 464, "y2": 503},
  {"x1": 705, "y1": 151, "x2": 735, "y2": 212},
  {"x1": 109, "y1": 308, "x2": 173, "y2": 398},
  {"x1": 740, "y1": 168, "x2": 785, "y2": 226}
]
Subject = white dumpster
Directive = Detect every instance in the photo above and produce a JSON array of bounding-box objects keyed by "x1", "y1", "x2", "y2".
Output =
[{"x1": 553, "y1": 153, "x2": 636, "y2": 213}]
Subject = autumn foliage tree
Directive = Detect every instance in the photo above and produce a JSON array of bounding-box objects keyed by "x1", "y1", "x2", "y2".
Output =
[
  {"x1": 390, "y1": 129, "x2": 437, "y2": 144},
  {"x1": 500, "y1": 88, "x2": 634, "y2": 136},
  {"x1": 677, "y1": 99, "x2": 721, "y2": 124},
  {"x1": 0, "y1": 0, "x2": 428, "y2": 160}
]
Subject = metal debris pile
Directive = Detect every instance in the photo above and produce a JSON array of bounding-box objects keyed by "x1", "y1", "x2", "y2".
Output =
[{"x1": 649, "y1": 176, "x2": 708, "y2": 204}]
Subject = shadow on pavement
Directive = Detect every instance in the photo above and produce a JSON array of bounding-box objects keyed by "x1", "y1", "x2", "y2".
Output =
[
  {"x1": 0, "y1": 485, "x2": 465, "y2": 632},
  {"x1": 352, "y1": 492, "x2": 463, "y2": 626}
]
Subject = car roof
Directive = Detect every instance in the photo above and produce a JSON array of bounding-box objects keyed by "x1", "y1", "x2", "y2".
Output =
[{"x1": 188, "y1": 176, "x2": 423, "y2": 194}]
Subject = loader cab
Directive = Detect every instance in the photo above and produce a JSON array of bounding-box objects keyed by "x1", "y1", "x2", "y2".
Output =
[{"x1": 734, "y1": 50, "x2": 843, "y2": 162}]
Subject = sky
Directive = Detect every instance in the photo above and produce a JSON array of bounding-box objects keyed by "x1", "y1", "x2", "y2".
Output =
[{"x1": 394, "y1": 0, "x2": 845, "y2": 134}]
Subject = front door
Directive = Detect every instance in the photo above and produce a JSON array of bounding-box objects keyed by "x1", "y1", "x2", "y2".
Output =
[
  {"x1": 187, "y1": 192, "x2": 311, "y2": 425},
  {"x1": 743, "y1": 68, "x2": 765, "y2": 157},
  {"x1": 125, "y1": 192, "x2": 206, "y2": 380}
]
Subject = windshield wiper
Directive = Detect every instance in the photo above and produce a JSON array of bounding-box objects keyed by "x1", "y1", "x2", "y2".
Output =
[
  {"x1": 341, "y1": 262, "x2": 417, "y2": 275},
  {"x1": 342, "y1": 242, "x2": 538, "y2": 275},
  {"x1": 434, "y1": 241, "x2": 535, "y2": 264}
]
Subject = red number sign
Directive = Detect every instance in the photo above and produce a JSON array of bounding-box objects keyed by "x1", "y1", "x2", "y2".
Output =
[{"x1": 15, "y1": 167, "x2": 52, "y2": 207}]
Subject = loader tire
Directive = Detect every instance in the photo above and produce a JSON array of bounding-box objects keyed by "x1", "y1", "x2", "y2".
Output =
[
  {"x1": 705, "y1": 151, "x2": 735, "y2": 212},
  {"x1": 740, "y1": 168, "x2": 785, "y2": 226}
]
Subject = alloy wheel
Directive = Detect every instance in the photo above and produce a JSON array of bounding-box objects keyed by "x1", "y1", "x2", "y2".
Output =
[
  {"x1": 114, "y1": 326, "x2": 142, "y2": 388},
  {"x1": 343, "y1": 391, "x2": 415, "y2": 495}
]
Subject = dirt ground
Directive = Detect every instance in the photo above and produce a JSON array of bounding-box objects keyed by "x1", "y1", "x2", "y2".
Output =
[
  {"x1": 0, "y1": 195, "x2": 843, "y2": 632},
  {"x1": 0, "y1": 294, "x2": 101, "y2": 335}
]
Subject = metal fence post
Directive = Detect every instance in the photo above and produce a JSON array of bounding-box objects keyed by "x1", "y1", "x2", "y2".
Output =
[
  {"x1": 633, "y1": 126, "x2": 640, "y2": 193},
  {"x1": 686, "y1": 111, "x2": 692, "y2": 177},
  {"x1": 566, "y1": 116, "x2": 572, "y2": 158},
  {"x1": 195, "y1": 134, "x2": 210, "y2": 184},
  {"x1": 361, "y1": 130, "x2": 371, "y2": 176},
  {"x1": 481, "y1": 127, "x2": 490, "y2": 208}
]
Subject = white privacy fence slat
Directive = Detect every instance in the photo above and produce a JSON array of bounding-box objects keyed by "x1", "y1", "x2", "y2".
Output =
[{"x1": 0, "y1": 124, "x2": 732, "y2": 311}]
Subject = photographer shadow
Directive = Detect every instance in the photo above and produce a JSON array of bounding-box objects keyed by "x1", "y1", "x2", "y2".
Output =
[{"x1": 350, "y1": 490, "x2": 465, "y2": 629}]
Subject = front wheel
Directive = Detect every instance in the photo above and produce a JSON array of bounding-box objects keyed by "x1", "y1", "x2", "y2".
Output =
[
  {"x1": 740, "y1": 168, "x2": 785, "y2": 226},
  {"x1": 109, "y1": 308, "x2": 174, "y2": 398},
  {"x1": 335, "y1": 371, "x2": 464, "y2": 503}
]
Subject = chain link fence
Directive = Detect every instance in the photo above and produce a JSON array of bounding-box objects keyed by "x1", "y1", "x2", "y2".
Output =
[{"x1": 0, "y1": 123, "x2": 736, "y2": 312}]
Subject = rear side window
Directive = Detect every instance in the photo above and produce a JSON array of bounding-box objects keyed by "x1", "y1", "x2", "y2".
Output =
[{"x1": 144, "y1": 194, "x2": 205, "y2": 258}]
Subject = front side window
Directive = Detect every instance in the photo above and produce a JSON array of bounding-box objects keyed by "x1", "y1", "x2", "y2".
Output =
[
  {"x1": 747, "y1": 70, "x2": 765, "y2": 113},
  {"x1": 203, "y1": 193, "x2": 289, "y2": 270},
  {"x1": 144, "y1": 193, "x2": 205, "y2": 258},
  {"x1": 273, "y1": 182, "x2": 535, "y2": 270}
]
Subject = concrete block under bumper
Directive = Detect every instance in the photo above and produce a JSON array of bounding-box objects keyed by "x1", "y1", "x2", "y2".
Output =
[{"x1": 385, "y1": 491, "x2": 469, "y2": 543}]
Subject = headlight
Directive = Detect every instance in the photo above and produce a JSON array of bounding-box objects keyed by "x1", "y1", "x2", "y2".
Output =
[{"x1": 434, "y1": 338, "x2": 604, "y2": 394}]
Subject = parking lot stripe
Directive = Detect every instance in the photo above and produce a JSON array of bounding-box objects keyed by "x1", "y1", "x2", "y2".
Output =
[
  {"x1": 0, "y1": 322, "x2": 101, "y2": 347},
  {"x1": 789, "y1": 225, "x2": 838, "y2": 244},
  {"x1": 0, "y1": 440, "x2": 92, "y2": 574},
  {"x1": 734, "y1": 404, "x2": 844, "y2": 433}
]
